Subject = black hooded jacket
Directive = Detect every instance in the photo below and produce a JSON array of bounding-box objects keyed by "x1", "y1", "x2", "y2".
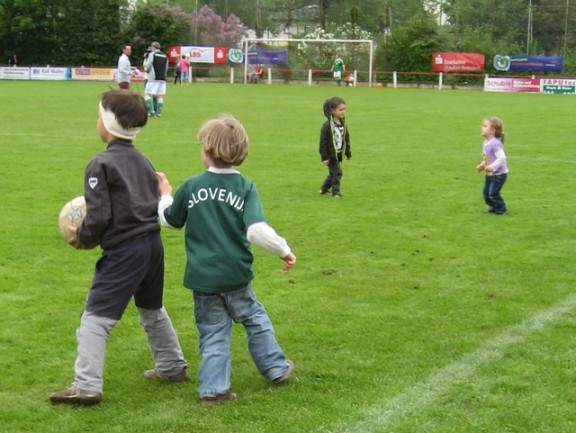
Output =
[{"x1": 319, "y1": 98, "x2": 351, "y2": 163}]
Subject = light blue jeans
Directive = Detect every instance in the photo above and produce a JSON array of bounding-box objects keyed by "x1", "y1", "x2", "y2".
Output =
[{"x1": 193, "y1": 283, "x2": 287, "y2": 398}]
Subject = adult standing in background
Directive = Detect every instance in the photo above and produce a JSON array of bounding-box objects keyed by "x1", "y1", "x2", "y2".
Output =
[
  {"x1": 180, "y1": 55, "x2": 189, "y2": 85},
  {"x1": 331, "y1": 53, "x2": 345, "y2": 86},
  {"x1": 144, "y1": 41, "x2": 168, "y2": 117},
  {"x1": 8, "y1": 54, "x2": 18, "y2": 67},
  {"x1": 173, "y1": 59, "x2": 181, "y2": 85},
  {"x1": 117, "y1": 44, "x2": 132, "y2": 90}
]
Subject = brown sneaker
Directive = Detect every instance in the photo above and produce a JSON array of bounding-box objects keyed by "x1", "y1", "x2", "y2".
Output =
[
  {"x1": 143, "y1": 367, "x2": 189, "y2": 383},
  {"x1": 201, "y1": 391, "x2": 238, "y2": 407},
  {"x1": 273, "y1": 359, "x2": 294, "y2": 384},
  {"x1": 49, "y1": 386, "x2": 102, "y2": 406}
]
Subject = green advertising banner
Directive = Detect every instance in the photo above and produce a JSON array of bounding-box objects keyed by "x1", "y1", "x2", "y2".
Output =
[{"x1": 540, "y1": 78, "x2": 576, "y2": 95}]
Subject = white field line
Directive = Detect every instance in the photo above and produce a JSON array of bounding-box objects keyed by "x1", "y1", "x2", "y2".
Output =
[{"x1": 343, "y1": 292, "x2": 576, "y2": 433}]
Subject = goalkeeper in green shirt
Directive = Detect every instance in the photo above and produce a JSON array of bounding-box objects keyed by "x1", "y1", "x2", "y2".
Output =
[{"x1": 331, "y1": 53, "x2": 346, "y2": 86}]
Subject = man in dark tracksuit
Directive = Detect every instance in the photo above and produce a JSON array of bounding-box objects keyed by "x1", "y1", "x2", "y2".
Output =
[{"x1": 50, "y1": 90, "x2": 187, "y2": 406}]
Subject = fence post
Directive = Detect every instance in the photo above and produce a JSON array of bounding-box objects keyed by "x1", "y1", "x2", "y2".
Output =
[
  {"x1": 268, "y1": 67, "x2": 272, "y2": 84},
  {"x1": 439, "y1": 72, "x2": 443, "y2": 90},
  {"x1": 393, "y1": 71, "x2": 397, "y2": 88},
  {"x1": 308, "y1": 69, "x2": 312, "y2": 85},
  {"x1": 230, "y1": 67, "x2": 234, "y2": 84},
  {"x1": 353, "y1": 70, "x2": 357, "y2": 87}
]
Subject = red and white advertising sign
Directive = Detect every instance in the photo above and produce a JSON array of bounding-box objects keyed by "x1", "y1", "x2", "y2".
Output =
[
  {"x1": 168, "y1": 46, "x2": 229, "y2": 64},
  {"x1": 214, "y1": 47, "x2": 228, "y2": 64},
  {"x1": 167, "y1": 46, "x2": 181, "y2": 63},
  {"x1": 432, "y1": 53, "x2": 485, "y2": 73},
  {"x1": 484, "y1": 77, "x2": 541, "y2": 93}
]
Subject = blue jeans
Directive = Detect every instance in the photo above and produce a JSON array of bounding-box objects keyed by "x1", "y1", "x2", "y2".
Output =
[
  {"x1": 193, "y1": 283, "x2": 287, "y2": 397},
  {"x1": 483, "y1": 173, "x2": 508, "y2": 214}
]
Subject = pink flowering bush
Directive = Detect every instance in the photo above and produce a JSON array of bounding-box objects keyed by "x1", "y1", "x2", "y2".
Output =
[{"x1": 191, "y1": 6, "x2": 247, "y2": 47}]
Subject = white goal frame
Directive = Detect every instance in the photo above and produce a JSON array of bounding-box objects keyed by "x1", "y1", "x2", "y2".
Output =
[{"x1": 242, "y1": 37, "x2": 375, "y2": 86}]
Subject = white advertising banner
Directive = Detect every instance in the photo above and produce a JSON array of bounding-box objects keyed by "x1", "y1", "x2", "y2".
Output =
[
  {"x1": 184, "y1": 46, "x2": 216, "y2": 63},
  {"x1": 0, "y1": 67, "x2": 30, "y2": 80},
  {"x1": 484, "y1": 76, "x2": 540, "y2": 93},
  {"x1": 30, "y1": 67, "x2": 70, "y2": 81}
]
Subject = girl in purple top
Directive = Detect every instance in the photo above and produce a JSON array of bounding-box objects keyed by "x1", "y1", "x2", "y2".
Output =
[{"x1": 476, "y1": 117, "x2": 509, "y2": 214}]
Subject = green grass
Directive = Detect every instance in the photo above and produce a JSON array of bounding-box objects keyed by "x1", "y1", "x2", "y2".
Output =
[{"x1": 1, "y1": 80, "x2": 576, "y2": 433}]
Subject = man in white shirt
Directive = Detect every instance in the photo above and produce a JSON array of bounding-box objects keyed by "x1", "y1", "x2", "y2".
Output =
[{"x1": 117, "y1": 44, "x2": 132, "y2": 90}]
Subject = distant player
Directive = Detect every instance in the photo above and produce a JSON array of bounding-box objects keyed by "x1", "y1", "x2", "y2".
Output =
[
  {"x1": 144, "y1": 41, "x2": 168, "y2": 117},
  {"x1": 331, "y1": 53, "x2": 345, "y2": 86}
]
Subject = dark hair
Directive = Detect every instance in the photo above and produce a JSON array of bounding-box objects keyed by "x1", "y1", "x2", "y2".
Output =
[
  {"x1": 323, "y1": 96, "x2": 346, "y2": 119},
  {"x1": 100, "y1": 90, "x2": 148, "y2": 129}
]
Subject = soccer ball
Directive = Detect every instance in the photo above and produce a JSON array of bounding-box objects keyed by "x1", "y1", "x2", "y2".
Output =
[
  {"x1": 58, "y1": 196, "x2": 86, "y2": 243},
  {"x1": 376, "y1": 83, "x2": 383, "y2": 89}
]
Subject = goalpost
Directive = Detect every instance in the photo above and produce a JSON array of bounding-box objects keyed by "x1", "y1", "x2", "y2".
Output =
[{"x1": 242, "y1": 37, "x2": 375, "y2": 86}]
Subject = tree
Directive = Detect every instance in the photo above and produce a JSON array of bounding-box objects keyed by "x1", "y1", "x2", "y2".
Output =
[
  {"x1": 92, "y1": 0, "x2": 124, "y2": 65},
  {"x1": 121, "y1": 4, "x2": 193, "y2": 58},
  {"x1": 191, "y1": 5, "x2": 247, "y2": 47},
  {"x1": 322, "y1": 0, "x2": 425, "y2": 34},
  {"x1": 0, "y1": 0, "x2": 66, "y2": 65},
  {"x1": 442, "y1": 0, "x2": 528, "y2": 52},
  {"x1": 531, "y1": 0, "x2": 576, "y2": 56},
  {"x1": 385, "y1": 12, "x2": 443, "y2": 72},
  {"x1": 295, "y1": 23, "x2": 374, "y2": 72},
  {"x1": 57, "y1": 0, "x2": 98, "y2": 66}
]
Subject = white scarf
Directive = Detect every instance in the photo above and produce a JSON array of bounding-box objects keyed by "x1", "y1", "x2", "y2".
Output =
[{"x1": 99, "y1": 102, "x2": 141, "y2": 140}]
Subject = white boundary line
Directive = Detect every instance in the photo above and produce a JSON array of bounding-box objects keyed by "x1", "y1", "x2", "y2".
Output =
[{"x1": 343, "y1": 292, "x2": 576, "y2": 432}]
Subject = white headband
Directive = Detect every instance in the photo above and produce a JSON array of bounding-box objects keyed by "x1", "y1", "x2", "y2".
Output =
[{"x1": 99, "y1": 101, "x2": 141, "y2": 140}]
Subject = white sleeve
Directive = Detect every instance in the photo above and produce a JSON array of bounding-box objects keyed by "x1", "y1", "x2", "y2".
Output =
[
  {"x1": 247, "y1": 222, "x2": 291, "y2": 258},
  {"x1": 490, "y1": 149, "x2": 507, "y2": 171},
  {"x1": 145, "y1": 53, "x2": 153, "y2": 72},
  {"x1": 158, "y1": 195, "x2": 179, "y2": 229}
]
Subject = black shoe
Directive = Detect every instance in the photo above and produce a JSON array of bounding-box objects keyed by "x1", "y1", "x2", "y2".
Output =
[
  {"x1": 319, "y1": 189, "x2": 329, "y2": 195},
  {"x1": 332, "y1": 192, "x2": 343, "y2": 198}
]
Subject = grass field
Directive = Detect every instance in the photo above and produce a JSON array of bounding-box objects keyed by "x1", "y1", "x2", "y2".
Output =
[{"x1": 1, "y1": 80, "x2": 575, "y2": 433}]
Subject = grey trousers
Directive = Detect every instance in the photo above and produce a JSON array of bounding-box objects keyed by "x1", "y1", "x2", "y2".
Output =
[{"x1": 72, "y1": 307, "x2": 187, "y2": 393}]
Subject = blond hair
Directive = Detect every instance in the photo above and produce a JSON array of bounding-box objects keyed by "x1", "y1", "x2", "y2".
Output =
[
  {"x1": 198, "y1": 115, "x2": 250, "y2": 167},
  {"x1": 485, "y1": 117, "x2": 505, "y2": 143}
]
